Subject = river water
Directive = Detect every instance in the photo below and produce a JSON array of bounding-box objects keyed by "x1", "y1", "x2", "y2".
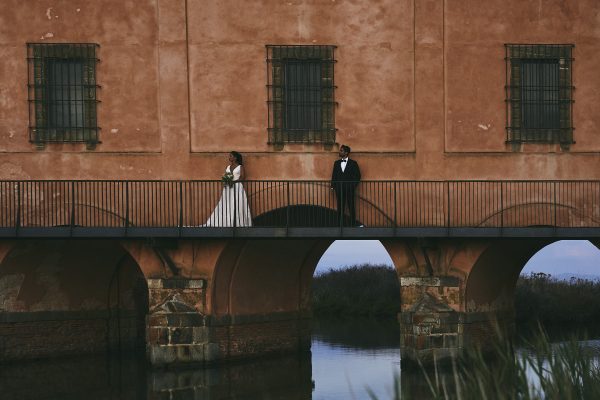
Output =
[{"x1": 1, "y1": 318, "x2": 598, "y2": 400}]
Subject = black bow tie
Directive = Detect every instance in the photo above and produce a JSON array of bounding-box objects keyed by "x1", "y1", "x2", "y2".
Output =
[{"x1": 341, "y1": 159, "x2": 347, "y2": 163}]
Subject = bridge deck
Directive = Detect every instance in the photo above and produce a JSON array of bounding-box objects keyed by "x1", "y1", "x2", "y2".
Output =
[
  {"x1": 1, "y1": 180, "x2": 599, "y2": 238},
  {"x1": 2, "y1": 227, "x2": 600, "y2": 239}
]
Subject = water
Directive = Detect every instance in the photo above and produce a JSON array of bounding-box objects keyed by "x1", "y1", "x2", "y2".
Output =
[{"x1": 1, "y1": 319, "x2": 599, "y2": 400}]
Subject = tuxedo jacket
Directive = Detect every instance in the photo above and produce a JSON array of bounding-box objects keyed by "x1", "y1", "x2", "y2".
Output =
[{"x1": 331, "y1": 158, "x2": 361, "y2": 188}]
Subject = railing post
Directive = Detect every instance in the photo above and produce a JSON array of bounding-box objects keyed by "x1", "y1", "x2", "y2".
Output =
[
  {"x1": 286, "y1": 181, "x2": 290, "y2": 233},
  {"x1": 15, "y1": 182, "x2": 21, "y2": 234},
  {"x1": 70, "y1": 181, "x2": 75, "y2": 235},
  {"x1": 339, "y1": 183, "x2": 344, "y2": 232},
  {"x1": 446, "y1": 181, "x2": 450, "y2": 231},
  {"x1": 500, "y1": 181, "x2": 504, "y2": 232},
  {"x1": 178, "y1": 181, "x2": 183, "y2": 234},
  {"x1": 125, "y1": 181, "x2": 129, "y2": 235},
  {"x1": 553, "y1": 181, "x2": 557, "y2": 232},
  {"x1": 233, "y1": 181, "x2": 237, "y2": 233},
  {"x1": 393, "y1": 182, "x2": 397, "y2": 233}
]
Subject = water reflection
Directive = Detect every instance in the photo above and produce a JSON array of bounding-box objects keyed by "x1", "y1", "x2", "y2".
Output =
[
  {"x1": 3, "y1": 319, "x2": 600, "y2": 399},
  {"x1": 0, "y1": 352, "x2": 313, "y2": 400},
  {"x1": 0, "y1": 354, "x2": 146, "y2": 400},
  {"x1": 1, "y1": 319, "x2": 399, "y2": 400},
  {"x1": 313, "y1": 317, "x2": 400, "y2": 349}
]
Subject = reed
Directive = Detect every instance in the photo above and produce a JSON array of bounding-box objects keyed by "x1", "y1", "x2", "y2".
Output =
[{"x1": 372, "y1": 327, "x2": 600, "y2": 400}]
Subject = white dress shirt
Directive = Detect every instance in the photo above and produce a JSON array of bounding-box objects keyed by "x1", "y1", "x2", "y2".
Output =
[{"x1": 341, "y1": 158, "x2": 348, "y2": 172}]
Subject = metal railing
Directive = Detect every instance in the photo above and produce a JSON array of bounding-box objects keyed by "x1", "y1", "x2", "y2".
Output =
[{"x1": 1, "y1": 180, "x2": 599, "y2": 238}]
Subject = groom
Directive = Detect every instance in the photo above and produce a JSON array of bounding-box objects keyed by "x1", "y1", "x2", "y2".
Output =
[{"x1": 331, "y1": 144, "x2": 361, "y2": 226}]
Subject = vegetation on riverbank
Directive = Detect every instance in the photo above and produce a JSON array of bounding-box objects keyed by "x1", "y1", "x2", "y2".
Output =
[
  {"x1": 312, "y1": 266, "x2": 600, "y2": 325},
  {"x1": 312, "y1": 267, "x2": 600, "y2": 398},
  {"x1": 516, "y1": 272, "x2": 600, "y2": 325},
  {"x1": 383, "y1": 327, "x2": 600, "y2": 400},
  {"x1": 311, "y1": 264, "x2": 400, "y2": 317}
]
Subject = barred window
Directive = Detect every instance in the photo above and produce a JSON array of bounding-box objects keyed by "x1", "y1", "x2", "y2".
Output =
[
  {"x1": 266, "y1": 45, "x2": 336, "y2": 145},
  {"x1": 27, "y1": 43, "x2": 100, "y2": 146},
  {"x1": 505, "y1": 44, "x2": 574, "y2": 145}
]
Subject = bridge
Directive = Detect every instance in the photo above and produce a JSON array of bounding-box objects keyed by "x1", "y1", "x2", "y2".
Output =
[
  {"x1": 2, "y1": 179, "x2": 599, "y2": 366},
  {"x1": 4, "y1": 0, "x2": 600, "y2": 372},
  {"x1": 2, "y1": 180, "x2": 599, "y2": 238}
]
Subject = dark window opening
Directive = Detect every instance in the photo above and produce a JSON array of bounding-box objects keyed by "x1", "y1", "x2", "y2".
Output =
[
  {"x1": 505, "y1": 44, "x2": 574, "y2": 145},
  {"x1": 267, "y1": 45, "x2": 336, "y2": 145},
  {"x1": 521, "y1": 60, "x2": 560, "y2": 130},
  {"x1": 27, "y1": 43, "x2": 100, "y2": 146}
]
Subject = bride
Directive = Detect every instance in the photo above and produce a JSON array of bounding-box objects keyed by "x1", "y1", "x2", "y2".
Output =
[{"x1": 204, "y1": 151, "x2": 253, "y2": 227}]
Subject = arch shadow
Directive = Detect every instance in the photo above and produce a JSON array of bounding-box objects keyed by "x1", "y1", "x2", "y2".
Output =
[
  {"x1": 0, "y1": 240, "x2": 149, "y2": 359},
  {"x1": 464, "y1": 239, "x2": 555, "y2": 314},
  {"x1": 253, "y1": 205, "x2": 359, "y2": 227}
]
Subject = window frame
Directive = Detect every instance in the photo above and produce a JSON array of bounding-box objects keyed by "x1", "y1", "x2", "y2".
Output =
[
  {"x1": 27, "y1": 43, "x2": 100, "y2": 147},
  {"x1": 505, "y1": 44, "x2": 574, "y2": 146},
  {"x1": 266, "y1": 45, "x2": 337, "y2": 145}
]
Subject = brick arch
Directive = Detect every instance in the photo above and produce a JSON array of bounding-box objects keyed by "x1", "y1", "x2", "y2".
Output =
[
  {"x1": 0, "y1": 240, "x2": 148, "y2": 312},
  {"x1": 210, "y1": 237, "x2": 401, "y2": 317},
  {"x1": 210, "y1": 239, "x2": 332, "y2": 316},
  {"x1": 0, "y1": 239, "x2": 149, "y2": 359},
  {"x1": 463, "y1": 239, "x2": 554, "y2": 314}
]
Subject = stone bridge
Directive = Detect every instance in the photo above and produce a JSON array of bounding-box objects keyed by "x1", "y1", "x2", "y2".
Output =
[{"x1": 1, "y1": 179, "x2": 599, "y2": 366}]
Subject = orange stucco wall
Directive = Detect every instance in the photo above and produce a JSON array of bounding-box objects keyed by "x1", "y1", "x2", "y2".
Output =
[{"x1": 1, "y1": 0, "x2": 599, "y2": 182}]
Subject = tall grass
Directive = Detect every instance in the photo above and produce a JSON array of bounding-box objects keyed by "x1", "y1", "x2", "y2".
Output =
[
  {"x1": 374, "y1": 327, "x2": 600, "y2": 400},
  {"x1": 312, "y1": 267, "x2": 600, "y2": 398},
  {"x1": 312, "y1": 264, "x2": 400, "y2": 317}
]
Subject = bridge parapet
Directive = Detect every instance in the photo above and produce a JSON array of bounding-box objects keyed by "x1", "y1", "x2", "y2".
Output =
[{"x1": 1, "y1": 180, "x2": 599, "y2": 237}]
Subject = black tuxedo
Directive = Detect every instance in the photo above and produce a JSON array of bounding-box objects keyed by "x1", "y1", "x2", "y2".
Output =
[{"x1": 331, "y1": 158, "x2": 361, "y2": 225}]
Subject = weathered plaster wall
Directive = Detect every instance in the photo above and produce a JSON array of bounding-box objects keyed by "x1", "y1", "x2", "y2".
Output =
[
  {"x1": 187, "y1": 0, "x2": 415, "y2": 154},
  {"x1": 0, "y1": 0, "x2": 162, "y2": 154},
  {"x1": 0, "y1": 0, "x2": 597, "y2": 183},
  {"x1": 445, "y1": 0, "x2": 600, "y2": 153}
]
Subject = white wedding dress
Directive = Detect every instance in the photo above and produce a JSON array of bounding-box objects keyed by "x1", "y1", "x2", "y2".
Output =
[{"x1": 204, "y1": 165, "x2": 253, "y2": 227}]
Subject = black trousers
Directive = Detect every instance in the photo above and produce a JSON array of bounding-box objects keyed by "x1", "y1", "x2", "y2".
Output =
[{"x1": 334, "y1": 183, "x2": 356, "y2": 226}]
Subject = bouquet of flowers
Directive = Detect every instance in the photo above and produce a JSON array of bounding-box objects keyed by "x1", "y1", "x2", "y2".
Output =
[{"x1": 222, "y1": 171, "x2": 234, "y2": 187}]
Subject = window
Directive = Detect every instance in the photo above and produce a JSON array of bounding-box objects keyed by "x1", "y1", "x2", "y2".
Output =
[
  {"x1": 28, "y1": 43, "x2": 100, "y2": 147},
  {"x1": 505, "y1": 44, "x2": 574, "y2": 146},
  {"x1": 266, "y1": 45, "x2": 336, "y2": 145}
]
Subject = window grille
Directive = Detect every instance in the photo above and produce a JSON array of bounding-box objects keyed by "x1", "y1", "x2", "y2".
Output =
[
  {"x1": 266, "y1": 45, "x2": 337, "y2": 145},
  {"x1": 27, "y1": 43, "x2": 100, "y2": 146},
  {"x1": 505, "y1": 44, "x2": 574, "y2": 145}
]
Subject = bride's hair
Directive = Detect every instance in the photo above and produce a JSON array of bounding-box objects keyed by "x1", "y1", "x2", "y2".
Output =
[{"x1": 230, "y1": 151, "x2": 243, "y2": 165}]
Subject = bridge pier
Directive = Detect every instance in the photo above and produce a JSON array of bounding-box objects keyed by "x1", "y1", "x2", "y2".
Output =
[
  {"x1": 146, "y1": 277, "x2": 311, "y2": 366},
  {"x1": 146, "y1": 278, "x2": 216, "y2": 365},
  {"x1": 398, "y1": 275, "x2": 512, "y2": 365},
  {"x1": 384, "y1": 238, "x2": 539, "y2": 366},
  {"x1": 398, "y1": 275, "x2": 463, "y2": 364}
]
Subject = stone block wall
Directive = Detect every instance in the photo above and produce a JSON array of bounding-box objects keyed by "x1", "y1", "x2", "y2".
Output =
[{"x1": 399, "y1": 276, "x2": 463, "y2": 364}]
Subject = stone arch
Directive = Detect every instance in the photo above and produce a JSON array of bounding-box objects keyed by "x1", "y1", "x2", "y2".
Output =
[
  {"x1": 0, "y1": 239, "x2": 149, "y2": 360},
  {"x1": 210, "y1": 237, "x2": 402, "y2": 317}
]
